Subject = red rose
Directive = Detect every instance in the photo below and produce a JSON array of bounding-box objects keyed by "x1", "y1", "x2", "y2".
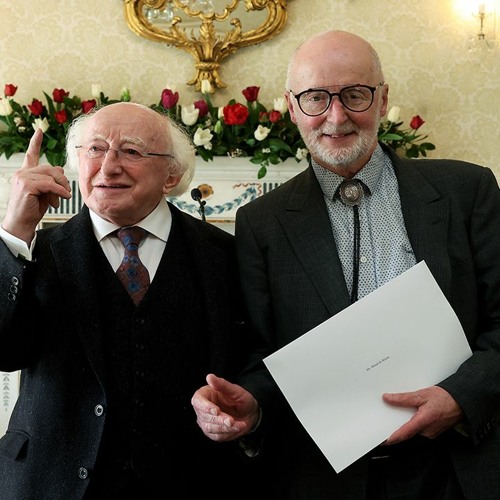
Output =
[
  {"x1": 269, "y1": 110, "x2": 282, "y2": 123},
  {"x1": 4, "y1": 84, "x2": 17, "y2": 97},
  {"x1": 161, "y1": 89, "x2": 179, "y2": 110},
  {"x1": 53, "y1": 88, "x2": 69, "y2": 103},
  {"x1": 410, "y1": 115, "x2": 425, "y2": 130},
  {"x1": 82, "y1": 100, "x2": 97, "y2": 114},
  {"x1": 242, "y1": 86, "x2": 260, "y2": 102},
  {"x1": 223, "y1": 103, "x2": 249, "y2": 125},
  {"x1": 194, "y1": 99, "x2": 209, "y2": 117},
  {"x1": 54, "y1": 109, "x2": 68, "y2": 124},
  {"x1": 28, "y1": 99, "x2": 45, "y2": 116}
]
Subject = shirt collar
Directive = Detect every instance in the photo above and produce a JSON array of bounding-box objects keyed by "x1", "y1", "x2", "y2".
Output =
[
  {"x1": 89, "y1": 197, "x2": 172, "y2": 243},
  {"x1": 312, "y1": 144, "x2": 386, "y2": 200}
]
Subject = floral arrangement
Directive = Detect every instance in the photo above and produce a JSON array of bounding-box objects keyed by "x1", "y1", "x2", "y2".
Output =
[
  {"x1": 378, "y1": 105, "x2": 435, "y2": 159},
  {"x1": 0, "y1": 84, "x2": 128, "y2": 166},
  {"x1": 0, "y1": 82, "x2": 435, "y2": 178}
]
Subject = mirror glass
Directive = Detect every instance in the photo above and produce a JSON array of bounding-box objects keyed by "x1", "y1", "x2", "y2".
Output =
[
  {"x1": 124, "y1": 0, "x2": 288, "y2": 92},
  {"x1": 144, "y1": 0, "x2": 270, "y2": 33}
]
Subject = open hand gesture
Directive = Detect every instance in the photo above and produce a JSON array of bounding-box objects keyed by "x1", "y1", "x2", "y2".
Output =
[{"x1": 191, "y1": 374, "x2": 260, "y2": 442}]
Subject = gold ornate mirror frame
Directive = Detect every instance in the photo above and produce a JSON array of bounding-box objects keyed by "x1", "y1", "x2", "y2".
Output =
[{"x1": 124, "y1": 0, "x2": 288, "y2": 92}]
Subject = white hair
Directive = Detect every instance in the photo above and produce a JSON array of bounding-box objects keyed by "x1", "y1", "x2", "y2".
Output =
[{"x1": 65, "y1": 103, "x2": 196, "y2": 197}]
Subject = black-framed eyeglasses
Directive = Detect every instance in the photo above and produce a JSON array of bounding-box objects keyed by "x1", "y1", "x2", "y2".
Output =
[
  {"x1": 75, "y1": 145, "x2": 174, "y2": 162},
  {"x1": 290, "y1": 83, "x2": 385, "y2": 116}
]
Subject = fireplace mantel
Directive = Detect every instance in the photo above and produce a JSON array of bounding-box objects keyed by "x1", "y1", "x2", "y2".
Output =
[{"x1": 0, "y1": 155, "x2": 306, "y2": 230}]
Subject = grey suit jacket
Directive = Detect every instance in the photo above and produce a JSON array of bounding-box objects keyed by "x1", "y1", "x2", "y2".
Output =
[{"x1": 235, "y1": 145, "x2": 500, "y2": 498}]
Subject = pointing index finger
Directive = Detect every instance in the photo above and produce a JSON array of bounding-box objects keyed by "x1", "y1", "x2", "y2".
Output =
[{"x1": 22, "y1": 128, "x2": 43, "y2": 168}]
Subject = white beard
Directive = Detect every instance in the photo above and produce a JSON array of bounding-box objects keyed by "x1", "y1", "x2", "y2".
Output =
[{"x1": 299, "y1": 119, "x2": 380, "y2": 170}]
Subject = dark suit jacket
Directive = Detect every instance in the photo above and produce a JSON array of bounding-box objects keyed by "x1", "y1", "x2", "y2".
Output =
[
  {"x1": 235, "y1": 145, "x2": 500, "y2": 499},
  {"x1": 0, "y1": 203, "x2": 254, "y2": 500}
]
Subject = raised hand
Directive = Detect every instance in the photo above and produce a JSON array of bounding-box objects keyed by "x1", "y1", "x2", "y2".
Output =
[
  {"x1": 2, "y1": 129, "x2": 72, "y2": 243},
  {"x1": 191, "y1": 373, "x2": 260, "y2": 442}
]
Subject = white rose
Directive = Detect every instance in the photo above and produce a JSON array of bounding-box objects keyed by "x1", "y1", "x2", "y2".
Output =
[
  {"x1": 32, "y1": 117, "x2": 50, "y2": 133},
  {"x1": 0, "y1": 98, "x2": 13, "y2": 116},
  {"x1": 91, "y1": 84, "x2": 102, "y2": 99},
  {"x1": 200, "y1": 79, "x2": 213, "y2": 94},
  {"x1": 181, "y1": 104, "x2": 200, "y2": 126},
  {"x1": 273, "y1": 97, "x2": 288, "y2": 114},
  {"x1": 387, "y1": 106, "x2": 401, "y2": 123},
  {"x1": 193, "y1": 128, "x2": 213, "y2": 149},
  {"x1": 254, "y1": 125, "x2": 270, "y2": 141},
  {"x1": 295, "y1": 148, "x2": 309, "y2": 161}
]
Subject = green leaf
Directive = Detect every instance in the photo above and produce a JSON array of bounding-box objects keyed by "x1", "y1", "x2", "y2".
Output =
[
  {"x1": 46, "y1": 138, "x2": 58, "y2": 150},
  {"x1": 45, "y1": 149, "x2": 65, "y2": 166},
  {"x1": 379, "y1": 133, "x2": 403, "y2": 141},
  {"x1": 268, "y1": 137, "x2": 293, "y2": 154}
]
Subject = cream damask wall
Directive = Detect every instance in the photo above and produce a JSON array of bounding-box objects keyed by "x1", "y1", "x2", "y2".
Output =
[{"x1": 0, "y1": 0, "x2": 498, "y2": 176}]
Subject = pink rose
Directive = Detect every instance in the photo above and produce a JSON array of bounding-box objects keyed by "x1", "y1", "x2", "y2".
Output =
[
  {"x1": 161, "y1": 89, "x2": 179, "y2": 110},
  {"x1": 194, "y1": 99, "x2": 209, "y2": 117}
]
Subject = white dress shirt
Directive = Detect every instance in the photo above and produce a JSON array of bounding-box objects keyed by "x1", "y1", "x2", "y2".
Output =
[{"x1": 0, "y1": 197, "x2": 173, "y2": 281}]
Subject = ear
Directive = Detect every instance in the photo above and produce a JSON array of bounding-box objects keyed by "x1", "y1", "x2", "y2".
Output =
[
  {"x1": 162, "y1": 174, "x2": 183, "y2": 195},
  {"x1": 285, "y1": 91, "x2": 298, "y2": 124},
  {"x1": 379, "y1": 83, "x2": 389, "y2": 118}
]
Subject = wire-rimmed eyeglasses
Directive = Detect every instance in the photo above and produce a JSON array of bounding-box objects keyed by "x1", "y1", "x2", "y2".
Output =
[
  {"x1": 75, "y1": 145, "x2": 174, "y2": 162},
  {"x1": 290, "y1": 83, "x2": 385, "y2": 116}
]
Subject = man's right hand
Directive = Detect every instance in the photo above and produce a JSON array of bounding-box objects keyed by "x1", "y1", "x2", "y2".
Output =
[
  {"x1": 191, "y1": 374, "x2": 260, "y2": 442},
  {"x1": 2, "y1": 128, "x2": 72, "y2": 244}
]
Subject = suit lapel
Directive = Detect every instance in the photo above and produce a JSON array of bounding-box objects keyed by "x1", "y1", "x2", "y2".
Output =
[
  {"x1": 392, "y1": 153, "x2": 452, "y2": 294},
  {"x1": 48, "y1": 207, "x2": 108, "y2": 379},
  {"x1": 274, "y1": 155, "x2": 453, "y2": 315},
  {"x1": 276, "y1": 167, "x2": 351, "y2": 316}
]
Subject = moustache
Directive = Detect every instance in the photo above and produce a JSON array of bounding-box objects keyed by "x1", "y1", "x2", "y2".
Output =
[{"x1": 319, "y1": 124, "x2": 358, "y2": 136}]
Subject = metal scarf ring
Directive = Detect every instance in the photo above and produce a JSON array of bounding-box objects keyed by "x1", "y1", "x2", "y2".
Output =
[{"x1": 337, "y1": 179, "x2": 369, "y2": 303}]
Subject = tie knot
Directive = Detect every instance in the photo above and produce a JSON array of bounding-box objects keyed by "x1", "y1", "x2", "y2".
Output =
[{"x1": 117, "y1": 226, "x2": 148, "y2": 250}]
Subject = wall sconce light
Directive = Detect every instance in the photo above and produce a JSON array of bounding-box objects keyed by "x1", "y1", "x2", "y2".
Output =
[{"x1": 467, "y1": 2, "x2": 496, "y2": 52}]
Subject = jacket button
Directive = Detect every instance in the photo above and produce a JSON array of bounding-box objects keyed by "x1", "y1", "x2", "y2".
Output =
[
  {"x1": 7, "y1": 292, "x2": 16, "y2": 302},
  {"x1": 78, "y1": 467, "x2": 88, "y2": 480},
  {"x1": 94, "y1": 404, "x2": 104, "y2": 417},
  {"x1": 11, "y1": 277, "x2": 19, "y2": 286}
]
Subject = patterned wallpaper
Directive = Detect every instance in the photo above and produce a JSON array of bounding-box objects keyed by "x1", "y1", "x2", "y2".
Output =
[{"x1": 0, "y1": 0, "x2": 498, "y2": 176}]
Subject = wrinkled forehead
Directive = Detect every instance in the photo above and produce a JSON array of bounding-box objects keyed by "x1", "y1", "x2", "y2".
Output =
[{"x1": 83, "y1": 105, "x2": 167, "y2": 149}]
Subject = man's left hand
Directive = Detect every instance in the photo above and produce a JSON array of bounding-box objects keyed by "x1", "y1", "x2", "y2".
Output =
[{"x1": 383, "y1": 386, "x2": 463, "y2": 444}]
